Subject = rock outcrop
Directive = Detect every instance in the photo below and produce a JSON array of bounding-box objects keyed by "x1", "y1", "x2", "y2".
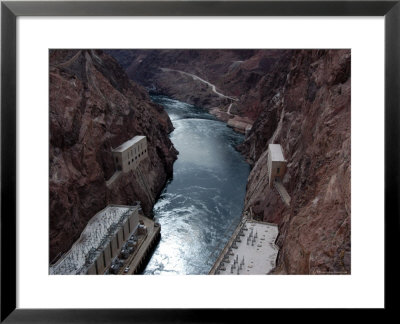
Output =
[
  {"x1": 240, "y1": 50, "x2": 351, "y2": 274},
  {"x1": 106, "y1": 49, "x2": 286, "y2": 133},
  {"x1": 49, "y1": 50, "x2": 178, "y2": 263},
  {"x1": 107, "y1": 49, "x2": 351, "y2": 274}
]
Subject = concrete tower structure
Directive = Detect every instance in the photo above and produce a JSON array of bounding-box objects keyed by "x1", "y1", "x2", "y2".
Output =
[
  {"x1": 112, "y1": 136, "x2": 148, "y2": 172},
  {"x1": 267, "y1": 144, "x2": 287, "y2": 187}
]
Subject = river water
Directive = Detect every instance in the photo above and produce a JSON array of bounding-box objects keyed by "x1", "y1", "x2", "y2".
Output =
[{"x1": 143, "y1": 96, "x2": 250, "y2": 275}]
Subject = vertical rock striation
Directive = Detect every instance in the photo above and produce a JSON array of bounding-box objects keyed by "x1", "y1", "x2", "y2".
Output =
[
  {"x1": 239, "y1": 50, "x2": 351, "y2": 274},
  {"x1": 49, "y1": 50, "x2": 178, "y2": 263},
  {"x1": 107, "y1": 49, "x2": 351, "y2": 274},
  {"x1": 106, "y1": 49, "x2": 286, "y2": 132}
]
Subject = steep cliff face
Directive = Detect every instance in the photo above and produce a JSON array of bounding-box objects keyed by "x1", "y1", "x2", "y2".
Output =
[
  {"x1": 107, "y1": 49, "x2": 351, "y2": 274},
  {"x1": 240, "y1": 50, "x2": 351, "y2": 274},
  {"x1": 49, "y1": 50, "x2": 178, "y2": 262},
  {"x1": 106, "y1": 49, "x2": 286, "y2": 132}
]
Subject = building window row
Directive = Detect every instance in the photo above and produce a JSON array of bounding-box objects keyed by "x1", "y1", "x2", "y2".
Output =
[{"x1": 127, "y1": 147, "x2": 139, "y2": 158}]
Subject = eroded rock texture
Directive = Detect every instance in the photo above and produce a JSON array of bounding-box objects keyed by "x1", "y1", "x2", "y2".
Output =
[
  {"x1": 107, "y1": 49, "x2": 351, "y2": 274},
  {"x1": 240, "y1": 50, "x2": 351, "y2": 274},
  {"x1": 49, "y1": 50, "x2": 178, "y2": 262},
  {"x1": 106, "y1": 49, "x2": 287, "y2": 133}
]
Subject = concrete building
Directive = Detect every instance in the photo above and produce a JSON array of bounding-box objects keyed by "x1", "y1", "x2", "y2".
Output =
[
  {"x1": 49, "y1": 204, "x2": 140, "y2": 275},
  {"x1": 268, "y1": 144, "x2": 287, "y2": 187},
  {"x1": 112, "y1": 136, "x2": 148, "y2": 173}
]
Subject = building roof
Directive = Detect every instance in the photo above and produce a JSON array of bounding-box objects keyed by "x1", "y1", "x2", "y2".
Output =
[
  {"x1": 215, "y1": 221, "x2": 279, "y2": 275},
  {"x1": 112, "y1": 135, "x2": 146, "y2": 153},
  {"x1": 268, "y1": 144, "x2": 286, "y2": 162},
  {"x1": 49, "y1": 204, "x2": 139, "y2": 275}
]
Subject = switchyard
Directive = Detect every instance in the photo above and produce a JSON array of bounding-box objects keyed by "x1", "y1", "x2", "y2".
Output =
[{"x1": 209, "y1": 218, "x2": 279, "y2": 275}]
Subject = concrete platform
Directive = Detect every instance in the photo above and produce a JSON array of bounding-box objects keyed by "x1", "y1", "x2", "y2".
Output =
[{"x1": 210, "y1": 220, "x2": 279, "y2": 275}]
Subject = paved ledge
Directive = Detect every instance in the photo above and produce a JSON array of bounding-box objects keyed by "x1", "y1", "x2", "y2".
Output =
[{"x1": 209, "y1": 218, "x2": 279, "y2": 275}]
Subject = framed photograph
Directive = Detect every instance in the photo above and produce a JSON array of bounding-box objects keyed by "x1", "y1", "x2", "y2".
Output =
[{"x1": 1, "y1": 0, "x2": 398, "y2": 321}]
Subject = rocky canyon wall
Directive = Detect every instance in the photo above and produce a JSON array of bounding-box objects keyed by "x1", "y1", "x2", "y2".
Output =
[
  {"x1": 107, "y1": 49, "x2": 351, "y2": 274},
  {"x1": 240, "y1": 49, "x2": 351, "y2": 274},
  {"x1": 106, "y1": 49, "x2": 288, "y2": 133},
  {"x1": 49, "y1": 50, "x2": 178, "y2": 262}
]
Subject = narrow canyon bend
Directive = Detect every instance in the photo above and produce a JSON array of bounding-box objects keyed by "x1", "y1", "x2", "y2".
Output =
[{"x1": 50, "y1": 49, "x2": 350, "y2": 274}]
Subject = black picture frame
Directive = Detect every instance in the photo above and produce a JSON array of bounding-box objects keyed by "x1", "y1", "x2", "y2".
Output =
[{"x1": 1, "y1": 0, "x2": 399, "y2": 322}]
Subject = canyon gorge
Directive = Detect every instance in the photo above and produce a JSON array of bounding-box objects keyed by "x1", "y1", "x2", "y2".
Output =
[{"x1": 50, "y1": 49, "x2": 350, "y2": 274}]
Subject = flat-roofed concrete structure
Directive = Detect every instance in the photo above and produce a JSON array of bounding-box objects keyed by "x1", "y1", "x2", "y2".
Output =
[
  {"x1": 268, "y1": 144, "x2": 287, "y2": 187},
  {"x1": 112, "y1": 136, "x2": 148, "y2": 173},
  {"x1": 49, "y1": 204, "x2": 140, "y2": 275},
  {"x1": 209, "y1": 219, "x2": 279, "y2": 275}
]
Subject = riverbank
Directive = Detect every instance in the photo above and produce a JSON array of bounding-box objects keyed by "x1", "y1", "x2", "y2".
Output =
[
  {"x1": 142, "y1": 96, "x2": 250, "y2": 275},
  {"x1": 107, "y1": 49, "x2": 351, "y2": 274}
]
